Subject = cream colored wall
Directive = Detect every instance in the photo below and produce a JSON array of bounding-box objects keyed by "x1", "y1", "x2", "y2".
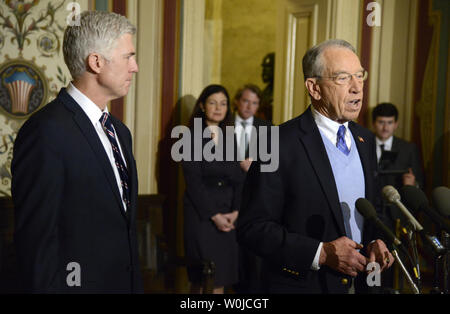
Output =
[
  {"x1": 133, "y1": 0, "x2": 163, "y2": 194},
  {"x1": 368, "y1": 0, "x2": 417, "y2": 140},
  {"x1": 219, "y1": 0, "x2": 277, "y2": 100}
]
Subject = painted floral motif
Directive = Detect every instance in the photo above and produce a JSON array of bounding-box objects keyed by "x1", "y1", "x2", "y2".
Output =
[{"x1": 0, "y1": 0, "x2": 65, "y2": 54}]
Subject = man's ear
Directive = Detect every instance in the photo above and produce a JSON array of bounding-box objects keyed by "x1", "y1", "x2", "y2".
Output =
[
  {"x1": 393, "y1": 120, "x2": 399, "y2": 131},
  {"x1": 305, "y1": 78, "x2": 321, "y2": 101},
  {"x1": 87, "y1": 53, "x2": 104, "y2": 74}
]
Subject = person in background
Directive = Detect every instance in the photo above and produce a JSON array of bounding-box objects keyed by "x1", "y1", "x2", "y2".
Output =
[
  {"x1": 232, "y1": 84, "x2": 271, "y2": 294},
  {"x1": 182, "y1": 84, "x2": 244, "y2": 294},
  {"x1": 372, "y1": 102, "x2": 424, "y2": 190}
]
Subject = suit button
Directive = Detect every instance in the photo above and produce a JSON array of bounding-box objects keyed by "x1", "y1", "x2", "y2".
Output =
[
  {"x1": 218, "y1": 181, "x2": 223, "y2": 186},
  {"x1": 341, "y1": 278, "x2": 348, "y2": 285}
]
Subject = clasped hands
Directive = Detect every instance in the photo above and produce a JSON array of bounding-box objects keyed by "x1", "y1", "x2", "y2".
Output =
[
  {"x1": 211, "y1": 210, "x2": 239, "y2": 232},
  {"x1": 319, "y1": 236, "x2": 395, "y2": 277}
]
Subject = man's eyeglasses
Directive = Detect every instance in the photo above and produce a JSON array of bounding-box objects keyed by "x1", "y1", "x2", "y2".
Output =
[{"x1": 316, "y1": 70, "x2": 368, "y2": 85}]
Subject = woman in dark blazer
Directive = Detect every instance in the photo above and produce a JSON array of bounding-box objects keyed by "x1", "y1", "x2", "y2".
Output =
[{"x1": 182, "y1": 84, "x2": 244, "y2": 294}]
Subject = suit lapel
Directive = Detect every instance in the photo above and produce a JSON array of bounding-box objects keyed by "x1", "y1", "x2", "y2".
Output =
[
  {"x1": 391, "y1": 136, "x2": 399, "y2": 152},
  {"x1": 60, "y1": 91, "x2": 128, "y2": 218},
  {"x1": 349, "y1": 122, "x2": 374, "y2": 203},
  {"x1": 297, "y1": 108, "x2": 346, "y2": 236}
]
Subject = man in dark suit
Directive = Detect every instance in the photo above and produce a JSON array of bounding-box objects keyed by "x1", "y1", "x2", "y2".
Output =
[
  {"x1": 11, "y1": 11, "x2": 143, "y2": 293},
  {"x1": 237, "y1": 39, "x2": 394, "y2": 294},
  {"x1": 372, "y1": 102, "x2": 424, "y2": 190},
  {"x1": 232, "y1": 84, "x2": 271, "y2": 293},
  {"x1": 234, "y1": 84, "x2": 272, "y2": 172}
]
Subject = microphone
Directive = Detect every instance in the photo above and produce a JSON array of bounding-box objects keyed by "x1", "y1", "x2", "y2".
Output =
[
  {"x1": 355, "y1": 198, "x2": 402, "y2": 247},
  {"x1": 356, "y1": 198, "x2": 421, "y2": 294},
  {"x1": 432, "y1": 186, "x2": 450, "y2": 218},
  {"x1": 401, "y1": 185, "x2": 450, "y2": 234},
  {"x1": 382, "y1": 185, "x2": 422, "y2": 231},
  {"x1": 383, "y1": 185, "x2": 445, "y2": 256}
]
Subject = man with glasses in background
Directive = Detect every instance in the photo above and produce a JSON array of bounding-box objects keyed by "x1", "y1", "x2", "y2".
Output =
[{"x1": 237, "y1": 39, "x2": 393, "y2": 294}]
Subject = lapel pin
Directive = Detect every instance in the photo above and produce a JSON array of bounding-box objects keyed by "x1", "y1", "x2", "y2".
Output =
[{"x1": 358, "y1": 136, "x2": 364, "y2": 143}]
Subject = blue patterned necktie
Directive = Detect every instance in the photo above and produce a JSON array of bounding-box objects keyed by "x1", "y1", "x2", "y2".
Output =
[
  {"x1": 100, "y1": 112, "x2": 130, "y2": 210},
  {"x1": 336, "y1": 125, "x2": 350, "y2": 155}
]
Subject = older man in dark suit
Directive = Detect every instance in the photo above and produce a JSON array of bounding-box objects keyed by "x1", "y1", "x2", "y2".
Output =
[
  {"x1": 11, "y1": 11, "x2": 143, "y2": 293},
  {"x1": 237, "y1": 39, "x2": 394, "y2": 294}
]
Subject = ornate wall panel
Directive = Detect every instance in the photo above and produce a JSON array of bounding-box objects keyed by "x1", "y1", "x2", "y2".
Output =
[{"x1": 0, "y1": 0, "x2": 88, "y2": 196}]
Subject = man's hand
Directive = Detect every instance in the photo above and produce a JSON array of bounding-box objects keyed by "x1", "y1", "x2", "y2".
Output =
[
  {"x1": 211, "y1": 213, "x2": 234, "y2": 232},
  {"x1": 319, "y1": 236, "x2": 366, "y2": 277},
  {"x1": 402, "y1": 168, "x2": 416, "y2": 186},
  {"x1": 222, "y1": 210, "x2": 239, "y2": 226},
  {"x1": 239, "y1": 158, "x2": 253, "y2": 172},
  {"x1": 366, "y1": 239, "x2": 394, "y2": 272}
]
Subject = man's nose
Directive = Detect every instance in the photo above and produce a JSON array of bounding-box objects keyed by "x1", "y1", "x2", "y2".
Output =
[
  {"x1": 130, "y1": 58, "x2": 138, "y2": 73},
  {"x1": 349, "y1": 75, "x2": 363, "y2": 93}
]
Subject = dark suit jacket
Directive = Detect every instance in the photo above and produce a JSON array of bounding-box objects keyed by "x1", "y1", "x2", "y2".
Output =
[
  {"x1": 237, "y1": 107, "x2": 380, "y2": 294},
  {"x1": 11, "y1": 89, "x2": 143, "y2": 293},
  {"x1": 378, "y1": 136, "x2": 424, "y2": 189}
]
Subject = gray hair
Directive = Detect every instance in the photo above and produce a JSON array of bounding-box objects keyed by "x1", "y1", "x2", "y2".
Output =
[
  {"x1": 302, "y1": 39, "x2": 356, "y2": 80},
  {"x1": 63, "y1": 11, "x2": 136, "y2": 79}
]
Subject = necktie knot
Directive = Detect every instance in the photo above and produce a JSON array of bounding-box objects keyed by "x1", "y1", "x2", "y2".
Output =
[
  {"x1": 380, "y1": 144, "x2": 385, "y2": 152},
  {"x1": 241, "y1": 121, "x2": 247, "y2": 129}
]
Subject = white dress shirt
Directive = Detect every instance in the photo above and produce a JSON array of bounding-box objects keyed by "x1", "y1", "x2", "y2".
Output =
[
  {"x1": 375, "y1": 136, "x2": 393, "y2": 162},
  {"x1": 66, "y1": 83, "x2": 128, "y2": 211},
  {"x1": 309, "y1": 107, "x2": 352, "y2": 270},
  {"x1": 235, "y1": 114, "x2": 254, "y2": 148}
]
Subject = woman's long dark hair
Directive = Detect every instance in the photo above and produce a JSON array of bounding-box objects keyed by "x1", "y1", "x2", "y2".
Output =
[{"x1": 188, "y1": 84, "x2": 233, "y2": 130}]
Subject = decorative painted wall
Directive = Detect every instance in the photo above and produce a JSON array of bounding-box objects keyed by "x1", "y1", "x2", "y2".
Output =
[{"x1": 0, "y1": 0, "x2": 88, "y2": 196}]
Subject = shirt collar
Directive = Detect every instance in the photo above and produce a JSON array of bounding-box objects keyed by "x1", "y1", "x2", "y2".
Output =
[
  {"x1": 311, "y1": 106, "x2": 349, "y2": 134},
  {"x1": 66, "y1": 82, "x2": 109, "y2": 125},
  {"x1": 376, "y1": 135, "x2": 394, "y2": 150},
  {"x1": 235, "y1": 113, "x2": 254, "y2": 126}
]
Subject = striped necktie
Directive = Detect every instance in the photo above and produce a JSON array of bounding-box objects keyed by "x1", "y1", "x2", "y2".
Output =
[
  {"x1": 336, "y1": 125, "x2": 350, "y2": 155},
  {"x1": 100, "y1": 112, "x2": 130, "y2": 211}
]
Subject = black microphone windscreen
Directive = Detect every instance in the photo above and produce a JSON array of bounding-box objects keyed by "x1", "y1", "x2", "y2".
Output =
[
  {"x1": 400, "y1": 185, "x2": 428, "y2": 213},
  {"x1": 355, "y1": 198, "x2": 377, "y2": 219},
  {"x1": 432, "y1": 186, "x2": 450, "y2": 217}
]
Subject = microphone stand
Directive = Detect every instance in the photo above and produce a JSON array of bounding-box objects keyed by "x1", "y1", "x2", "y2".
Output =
[
  {"x1": 442, "y1": 231, "x2": 450, "y2": 294},
  {"x1": 392, "y1": 248, "x2": 420, "y2": 294},
  {"x1": 409, "y1": 227, "x2": 422, "y2": 291}
]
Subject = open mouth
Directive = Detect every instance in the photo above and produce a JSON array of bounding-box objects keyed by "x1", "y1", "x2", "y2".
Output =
[{"x1": 349, "y1": 99, "x2": 361, "y2": 106}]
